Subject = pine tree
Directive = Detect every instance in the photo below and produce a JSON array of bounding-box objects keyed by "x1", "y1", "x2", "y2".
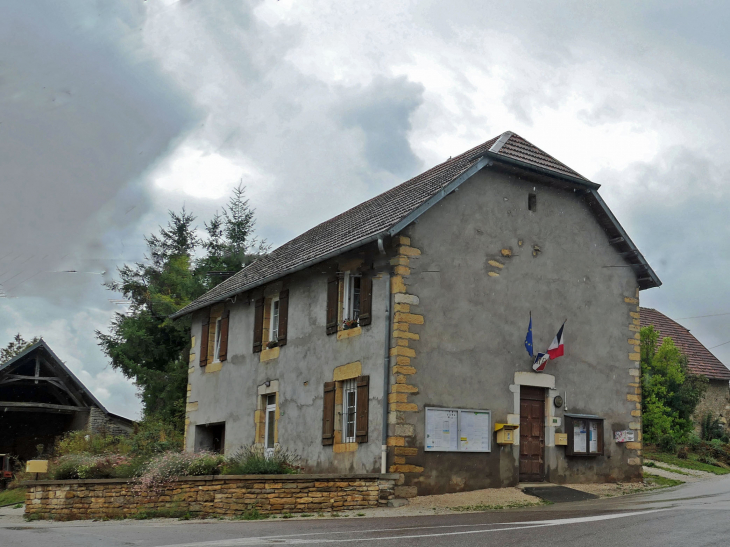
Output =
[{"x1": 0, "y1": 333, "x2": 41, "y2": 363}]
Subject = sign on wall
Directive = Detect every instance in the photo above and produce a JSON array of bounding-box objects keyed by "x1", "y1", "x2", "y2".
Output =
[
  {"x1": 425, "y1": 407, "x2": 491, "y2": 452},
  {"x1": 614, "y1": 430, "x2": 636, "y2": 443}
]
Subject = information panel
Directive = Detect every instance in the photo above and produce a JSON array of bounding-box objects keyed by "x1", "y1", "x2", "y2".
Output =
[{"x1": 425, "y1": 407, "x2": 491, "y2": 452}]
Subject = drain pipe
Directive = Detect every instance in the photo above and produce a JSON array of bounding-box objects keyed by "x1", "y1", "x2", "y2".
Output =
[
  {"x1": 380, "y1": 237, "x2": 392, "y2": 474},
  {"x1": 381, "y1": 272, "x2": 391, "y2": 474}
]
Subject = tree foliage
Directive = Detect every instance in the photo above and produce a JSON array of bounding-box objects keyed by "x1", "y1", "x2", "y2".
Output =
[
  {"x1": 0, "y1": 333, "x2": 41, "y2": 363},
  {"x1": 641, "y1": 325, "x2": 707, "y2": 444},
  {"x1": 97, "y1": 184, "x2": 267, "y2": 428}
]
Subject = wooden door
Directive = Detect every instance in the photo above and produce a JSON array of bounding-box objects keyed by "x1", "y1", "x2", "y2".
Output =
[{"x1": 519, "y1": 386, "x2": 545, "y2": 482}]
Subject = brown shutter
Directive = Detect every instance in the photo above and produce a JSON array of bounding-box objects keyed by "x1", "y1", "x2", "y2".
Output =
[
  {"x1": 356, "y1": 375, "x2": 369, "y2": 443},
  {"x1": 565, "y1": 416, "x2": 574, "y2": 456},
  {"x1": 253, "y1": 297, "x2": 265, "y2": 353},
  {"x1": 199, "y1": 316, "x2": 210, "y2": 367},
  {"x1": 277, "y1": 289, "x2": 289, "y2": 347},
  {"x1": 218, "y1": 310, "x2": 230, "y2": 361},
  {"x1": 322, "y1": 381, "x2": 336, "y2": 445},
  {"x1": 326, "y1": 276, "x2": 339, "y2": 335},
  {"x1": 358, "y1": 275, "x2": 373, "y2": 326}
]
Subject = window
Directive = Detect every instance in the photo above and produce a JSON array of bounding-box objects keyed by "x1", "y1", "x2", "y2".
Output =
[
  {"x1": 195, "y1": 422, "x2": 225, "y2": 454},
  {"x1": 343, "y1": 379, "x2": 357, "y2": 443},
  {"x1": 264, "y1": 393, "x2": 277, "y2": 455},
  {"x1": 424, "y1": 407, "x2": 491, "y2": 452},
  {"x1": 270, "y1": 297, "x2": 280, "y2": 342},
  {"x1": 343, "y1": 272, "x2": 361, "y2": 323},
  {"x1": 564, "y1": 415, "x2": 604, "y2": 456},
  {"x1": 528, "y1": 193, "x2": 537, "y2": 212},
  {"x1": 213, "y1": 318, "x2": 223, "y2": 362}
]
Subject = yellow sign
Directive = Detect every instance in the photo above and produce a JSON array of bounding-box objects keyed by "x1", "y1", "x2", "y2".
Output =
[{"x1": 26, "y1": 460, "x2": 48, "y2": 473}]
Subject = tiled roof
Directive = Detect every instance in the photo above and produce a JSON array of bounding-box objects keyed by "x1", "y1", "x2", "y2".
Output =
[
  {"x1": 640, "y1": 307, "x2": 730, "y2": 380},
  {"x1": 172, "y1": 132, "x2": 655, "y2": 318}
]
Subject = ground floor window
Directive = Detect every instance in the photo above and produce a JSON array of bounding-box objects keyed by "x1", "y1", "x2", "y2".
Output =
[
  {"x1": 343, "y1": 378, "x2": 357, "y2": 443},
  {"x1": 265, "y1": 393, "x2": 277, "y2": 455}
]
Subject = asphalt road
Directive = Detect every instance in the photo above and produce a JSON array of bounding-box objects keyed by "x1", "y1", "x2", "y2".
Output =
[{"x1": 3, "y1": 477, "x2": 730, "y2": 547}]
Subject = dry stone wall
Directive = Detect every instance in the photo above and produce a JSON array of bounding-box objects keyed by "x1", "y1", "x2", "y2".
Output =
[{"x1": 25, "y1": 473, "x2": 398, "y2": 521}]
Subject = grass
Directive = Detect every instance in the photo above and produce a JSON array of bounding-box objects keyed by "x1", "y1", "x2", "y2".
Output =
[
  {"x1": 645, "y1": 452, "x2": 730, "y2": 475},
  {"x1": 233, "y1": 505, "x2": 269, "y2": 521},
  {"x1": 0, "y1": 488, "x2": 26, "y2": 507},
  {"x1": 643, "y1": 474, "x2": 684, "y2": 488},
  {"x1": 450, "y1": 500, "x2": 547, "y2": 512}
]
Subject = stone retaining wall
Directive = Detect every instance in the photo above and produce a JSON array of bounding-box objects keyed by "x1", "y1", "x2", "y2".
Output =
[{"x1": 24, "y1": 473, "x2": 399, "y2": 521}]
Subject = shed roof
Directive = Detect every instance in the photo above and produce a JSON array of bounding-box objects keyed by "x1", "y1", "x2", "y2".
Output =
[
  {"x1": 172, "y1": 132, "x2": 660, "y2": 319},
  {"x1": 640, "y1": 307, "x2": 730, "y2": 381}
]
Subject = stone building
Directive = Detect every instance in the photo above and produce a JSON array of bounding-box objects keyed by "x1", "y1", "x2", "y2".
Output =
[
  {"x1": 640, "y1": 308, "x2": 730, "y2": 430},
  {"x1": 173, "y1": 132, "x2": 660, "y2": 496},
  {"x1": 0, "y1": 340, "x2": 134, "y2": 461}
]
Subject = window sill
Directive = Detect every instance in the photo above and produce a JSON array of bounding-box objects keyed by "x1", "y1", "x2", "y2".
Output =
[
  {"x1": 205, "y1": 362, "x2": 223, "y2": 373},
  {"x1": 333, "y1": 442, "x2": 358, "y2": 453},
  {"x1": 337, "y1": 326, "x2": 362, "y2": 340},
  {"x1": 260, "y1": 346, "x2": 280, "y2": 362}
]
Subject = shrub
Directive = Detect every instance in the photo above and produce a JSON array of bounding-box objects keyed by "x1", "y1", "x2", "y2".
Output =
[
  {"x1": 222, "y1": 445, "x2": 302, "y2": 475},
  {"x1": 687, "y1": 433, "x2": 702, "y2": 450},
  {"x1": 701, "y1": 414, "x2": 725, "y2": 442},
  {"x1": 129, "y1": 419, "x2": 184, "y2": 457},
  {"x1": 135, "y1": 451, "x2": 224, "y2": 493},
  {"x1": 658, "y1": 434, "x2": 677, "y2": 454},
  {"x1": 55, "y1": 431, "x2": 132, "y2": 457},
  {"x1": 49, "y1": 454, "x2": 132, "y2": 480}
]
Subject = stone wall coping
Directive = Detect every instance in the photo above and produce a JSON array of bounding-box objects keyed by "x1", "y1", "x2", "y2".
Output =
[{"x1": 23, "y1": 472, "x2": 399, "y2": 487}]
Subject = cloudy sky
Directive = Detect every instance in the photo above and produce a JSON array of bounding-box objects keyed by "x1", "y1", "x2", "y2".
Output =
[{"x1": 2, "y1": 0, "x2": 730, "y2": 418}]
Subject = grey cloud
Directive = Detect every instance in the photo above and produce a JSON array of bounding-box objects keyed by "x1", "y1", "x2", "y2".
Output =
[{"x1": 340, "y1": 76, "x2": 425, "y2": 177}]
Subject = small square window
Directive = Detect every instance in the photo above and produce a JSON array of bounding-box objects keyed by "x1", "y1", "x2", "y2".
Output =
[{"x1": 528, "y1": 193, "x2": 537, "y2": 212}]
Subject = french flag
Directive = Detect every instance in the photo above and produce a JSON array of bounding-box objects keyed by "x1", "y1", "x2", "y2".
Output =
[{"x1": 547, "y1": 322, "x2": 566, "y2": 360}]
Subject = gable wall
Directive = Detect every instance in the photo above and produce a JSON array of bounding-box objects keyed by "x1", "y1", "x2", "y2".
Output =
[{"x1": 393, "y1": 167, "x2": 643, "y2": 494}]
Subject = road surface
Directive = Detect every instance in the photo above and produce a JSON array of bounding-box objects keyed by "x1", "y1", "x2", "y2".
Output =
[{"x1": 2, "y1": 477, "x2": 730, "y2": 546}]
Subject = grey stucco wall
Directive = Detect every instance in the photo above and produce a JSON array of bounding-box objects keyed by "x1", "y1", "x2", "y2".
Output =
[
  {"x1": 186, "y1": 252, "x2": 388, "y2": 474},
  {"x1": 397, "y1": 167, "x2": 643, "y2": 493},
  {"x1": 694, "y1": 379, "x2": 730, "y2": 432}
]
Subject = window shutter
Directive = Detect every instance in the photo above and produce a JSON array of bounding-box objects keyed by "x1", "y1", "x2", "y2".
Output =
[
  {"x1": 218, "y1": 310, "x2": 230, "y2": 361},
  {"x1": 356, "y1": 375, "x2": 369, "y2": 443},
  {"x1": 326, "y1": 276, "x2": 339, "y2": 335},
  {"x1": 253, "y1": 297, "x2": 265, "y2": 353},
  {"x1": 278, "y1": 289, "x2": 289, "y2": 347},
  {"x1": 359, "y1": 275, "x2": 373, "y2": 326},
  {"x1": 199, "y1": 317, "x2": 210, "y2": 367},
  {"x1": 322, "y1": 381, "x2": 336, "y2": 445}
]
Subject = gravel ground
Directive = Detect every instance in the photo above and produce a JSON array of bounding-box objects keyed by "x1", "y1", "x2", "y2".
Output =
[{"x1": 642, "y1": 459, "x2": 714, "y2": 482}]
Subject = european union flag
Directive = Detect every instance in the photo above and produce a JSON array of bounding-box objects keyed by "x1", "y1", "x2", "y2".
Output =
[{"x1": 525, "y1": 313, "x2": 534, "y2": 357}]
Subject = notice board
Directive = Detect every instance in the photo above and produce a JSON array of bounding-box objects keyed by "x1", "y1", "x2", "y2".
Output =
[{"x1": 425, "y1": 407, "x2": 491, "y2": 452}]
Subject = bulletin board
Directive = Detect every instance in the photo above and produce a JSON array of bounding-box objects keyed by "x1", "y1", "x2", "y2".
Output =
[{"x1": 425, "y1": 407, "x2": 491, "y2": 452}]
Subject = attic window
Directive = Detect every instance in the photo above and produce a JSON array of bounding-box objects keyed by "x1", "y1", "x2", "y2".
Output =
[{"x1": 528, "y1": 193, "x2": 537, "y2": 212}]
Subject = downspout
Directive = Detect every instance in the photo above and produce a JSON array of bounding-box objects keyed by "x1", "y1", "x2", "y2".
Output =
[{"x1": 379, "y1": 236, "x2": 392, "y2": 474}]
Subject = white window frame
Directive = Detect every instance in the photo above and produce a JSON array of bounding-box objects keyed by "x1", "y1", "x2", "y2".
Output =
[
  {"x1": 212, "y1": 317, "x2": 223, "y2": 363},
  {"x1": 269, "y1": 296, "x2": 280, "y2": 342},
  {"x1": 342, "y1": 378, "x2": 357, "y2": 443},
  {"x1": 342, "y1": 272, "x2": 362, "y2": 323},
  {"x1": 264, "y1": 393, "x2": 277, "y2": 456}
]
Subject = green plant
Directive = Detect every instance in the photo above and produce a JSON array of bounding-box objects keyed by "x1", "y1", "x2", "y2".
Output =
[
  {"x1": 356, "y1": 513, "x2": 365, "y2": 517},
  {"x1": 13, "y1": 503, "x2": 23, "y2": 509},
  {"x1": 222, "y1": 444, "x2": 302, "y2": 475},
  {"x1": 702, "y1": 414, "x2": 725, "y2": 442},
  {"x1": 282, "y1": 512, "x2": 293, "y2": 519},
  {"x1": 300, "y1": 513, "x2": 313, "y2": 517},
  {"x1": 687, "y1": 433, "x2": 702, "y2": 450},
  {"x1": 658, "y1": 434, "x2": 677, "y2": 454},
  {"x1": 236, "y1": 505, "x2": 268, "y2": 520}
]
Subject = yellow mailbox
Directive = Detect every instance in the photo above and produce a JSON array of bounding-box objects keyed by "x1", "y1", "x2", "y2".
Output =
[
  {"x1": 494, "y1": 423, "x2": 519, "y2": 445},
  {"x1": 555, "y1": 433, "x2": 568, "y2": 446}
]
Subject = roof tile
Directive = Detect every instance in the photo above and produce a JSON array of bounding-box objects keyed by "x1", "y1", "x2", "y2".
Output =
[{"x1": 640, "y1": 307, "x2": 730, "y2": 380}]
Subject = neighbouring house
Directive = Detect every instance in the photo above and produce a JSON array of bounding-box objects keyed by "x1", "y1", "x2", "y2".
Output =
[
  {"x1": 172, "y1": 131, "x2": 661, "y2": 496},
  {"x1": 640, "y1": 308, "x2": 730, "y2": 431},
  {"x1": 0, "y1": 340, "x2": 134, "y2": 461}
]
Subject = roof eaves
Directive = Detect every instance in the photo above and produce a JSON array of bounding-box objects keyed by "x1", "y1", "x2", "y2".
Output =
[
  {"x1": 170, "y1": 230, "x2": 390, "y2": 320},
  {"x1": 588, "y1": 190, "x2": 661, "y2": 290}
]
